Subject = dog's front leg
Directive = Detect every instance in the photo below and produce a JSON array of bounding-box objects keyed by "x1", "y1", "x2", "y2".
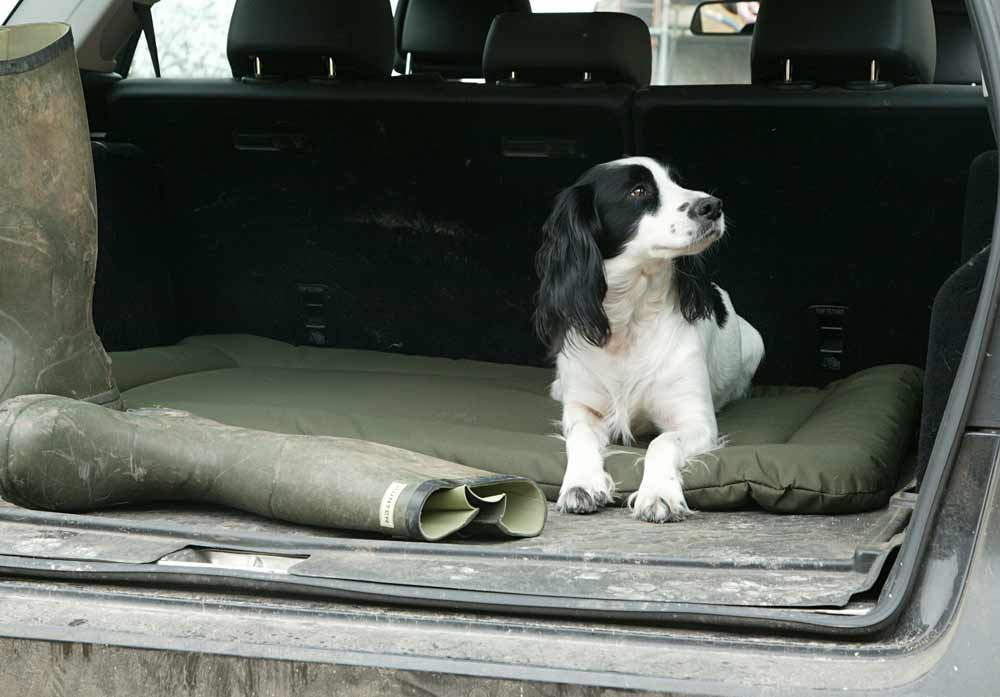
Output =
[
  {"x1": 557, "y1": 402, "x2": 615, "y2": 514},
  {"x1": 630, "y1": 388, "x2": 718, "y2": 523}
]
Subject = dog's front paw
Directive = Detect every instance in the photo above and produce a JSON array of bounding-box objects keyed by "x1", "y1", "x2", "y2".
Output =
[
  {"x1": 627, "y1": 486, "x2": 692, "y2": 523},
  {"x1": 557, "y1": 473, "x2": 616, "y2": 515}
]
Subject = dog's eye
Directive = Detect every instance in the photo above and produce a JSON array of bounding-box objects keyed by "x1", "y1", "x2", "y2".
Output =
[{"x1": 629, "y1": 185, "x2": 647, "y2": 199}]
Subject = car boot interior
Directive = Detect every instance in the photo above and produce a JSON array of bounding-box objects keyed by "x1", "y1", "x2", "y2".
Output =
[{"x1": 56, "y1": 0, "x2": 998, "y2": 610}]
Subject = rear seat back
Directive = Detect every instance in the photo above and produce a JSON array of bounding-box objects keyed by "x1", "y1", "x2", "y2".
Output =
[
  {"x1": 634, "y1": 0, "x2": 994, "y2": 387},
  {"x1": 91, "y1": 142, "x2": 180, "y2": 352},
  {"x1": 106, "y1": 6, "x2": 644, "y2": 365}
]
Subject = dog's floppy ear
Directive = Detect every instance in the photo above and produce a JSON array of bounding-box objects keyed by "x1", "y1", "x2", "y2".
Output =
[
  {"x1": 675, "y1": 254, "x2": 729, "y2": 327},
  {"x1": 534, "y1": 184, "x2": 609, "y2": 355}
]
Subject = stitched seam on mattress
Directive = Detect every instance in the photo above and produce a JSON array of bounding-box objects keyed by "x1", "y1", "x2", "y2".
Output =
[
  {"x1": 681, "y1": 479, "x2": 887, "y2": 497},
  {"x1": 271, "y1": 366, "x2": 548, "y2": 393},
  {"x1": 113, "y1": 347, "x2": 238, "y2": 390},
  {"x1": 254, "y1": 366, "x2": 549, "y2": 395},
  {"x1": 784, "y1": 368, "x2": 921, "y2": 450},
  {"x1": 784, "y1": 381, "x2": 841, "y2": 444},
  {"x1": 183, "y1": 337, "x2": 553, "y2": 389},
  {"x1": 204, "y1": 345, "x2": 241, "y2": 368},
  {"x1": 181, "y1": 339, "x2": 243, "y2": 367},
  {"x1": 115, "y1": 399, "x2": 564, "y2": 440},
  {"x1": 146, "y1": 364, "x2": 550, "y2": 398}
]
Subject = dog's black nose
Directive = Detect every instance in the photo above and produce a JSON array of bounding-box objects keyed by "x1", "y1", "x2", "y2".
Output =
[{"x1": 690, "y1": 196, "x2": 723, "y2": 221}]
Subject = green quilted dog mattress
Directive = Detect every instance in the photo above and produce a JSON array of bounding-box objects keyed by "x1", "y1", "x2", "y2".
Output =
[{"x1": 111, "y1": 334, "x2": 923, "y2": 514}]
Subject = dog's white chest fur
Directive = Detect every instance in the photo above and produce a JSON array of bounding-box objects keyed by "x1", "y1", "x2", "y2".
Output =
[{"x1": 551, "y1": 265, "x2": 760, "y2": 445}]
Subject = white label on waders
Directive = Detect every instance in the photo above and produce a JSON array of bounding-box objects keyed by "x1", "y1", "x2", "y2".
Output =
[{"x1": 380, "y1": 481, "x2": 408, "y2": 529}]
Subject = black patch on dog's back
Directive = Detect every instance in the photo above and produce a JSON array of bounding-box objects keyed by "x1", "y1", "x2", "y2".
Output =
[
  {"x1": 710, "y1": 283, "x2": 729, "y2": 327},
  {"x1": 675, "y1": 255, "x2": 728, "y2": 327}
]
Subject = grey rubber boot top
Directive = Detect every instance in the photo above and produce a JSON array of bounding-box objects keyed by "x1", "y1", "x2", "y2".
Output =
[{"x1": 0, "y1": 24, "x2": 120, "y2": 408}]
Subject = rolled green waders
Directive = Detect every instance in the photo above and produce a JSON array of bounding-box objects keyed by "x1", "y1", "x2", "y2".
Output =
[
  {"x1": 0, "y1": 23, "x2": 120, "y2": 408},
  {"x1": 0, "y1": 396, "x2": 547, "y2": 541}
]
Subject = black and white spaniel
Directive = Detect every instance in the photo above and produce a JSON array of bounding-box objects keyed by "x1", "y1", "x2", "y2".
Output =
[{"x1": 535, "y1": 157, "x2": 764, "y2": 523}]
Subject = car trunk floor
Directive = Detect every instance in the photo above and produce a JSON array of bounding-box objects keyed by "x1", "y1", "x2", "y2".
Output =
[{"x1": 0, "y1": 490, "x2": 913, "y2": 609}]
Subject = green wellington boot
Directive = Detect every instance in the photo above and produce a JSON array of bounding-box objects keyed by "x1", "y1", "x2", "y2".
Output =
[
  {"x1": 0, "y1": 24, "x2": 120, "y2": 408},
  {"x1": 0, "y1": 395, "x2": 547, "y2": 542}
]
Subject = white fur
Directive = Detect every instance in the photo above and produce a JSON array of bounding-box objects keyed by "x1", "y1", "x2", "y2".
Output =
[{"x1": 551, "y1": 157, "x2": 764, "y2": 523}]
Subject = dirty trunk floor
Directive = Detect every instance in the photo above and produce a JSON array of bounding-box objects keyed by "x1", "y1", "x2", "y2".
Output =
[{"x1": 0, "y1": 492, "x2": 913, "y2": 609}]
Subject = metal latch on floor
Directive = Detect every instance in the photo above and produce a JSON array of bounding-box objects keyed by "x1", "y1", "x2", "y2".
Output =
[
  {"x1": 810, "y1": 304, "x2": 848, "y2": 372},
  {"x1": 157, "y1": 547, "x2": 307, "y2": 574}
]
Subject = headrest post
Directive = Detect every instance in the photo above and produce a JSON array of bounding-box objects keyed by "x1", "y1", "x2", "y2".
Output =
[
  {"x1": 327, "y1": 57, "x2": 337, "y2": 79},
  {"x1": 509, "y1": 70, "x2": 518, "y2": 81},
  {"x1": 404, "y1": 52, "x2": 413, "y2": 76},
  {"x1": 252, "y1": 55, "x2": 263, "y2": 79},
  {"x1": 583, "y1": 71, "x2": 593, "y2": 82},
  {"x1": 771, "y1": 56, "x2": 814, "y2": 91},
  {"x1": 845, "y1": 57, "x2": 891, "y2": 91}
]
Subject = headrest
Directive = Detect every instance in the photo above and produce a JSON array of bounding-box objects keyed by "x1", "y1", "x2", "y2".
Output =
[
  {"x1": 227, "y1": 0, "x2": 394, "y2": 80},
  {"x1": 751, "y1": 0, "x2": 937, "y2": 86},
  {"x1": 395, "y1": 0, "x2": 531, "y2": 79},
  {"x1": 483, "y1": 12, "x2": 651, "y2": 87}
]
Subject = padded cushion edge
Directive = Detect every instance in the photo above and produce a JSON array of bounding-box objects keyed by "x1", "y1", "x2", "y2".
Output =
[{"x1": 115, "y1": 338, "x2": 922, "y2": 514}]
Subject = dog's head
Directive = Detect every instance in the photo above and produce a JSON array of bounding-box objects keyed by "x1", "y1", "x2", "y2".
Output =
[{"x1": 535, "y1": 157, "x2": 725, "y2": 354}]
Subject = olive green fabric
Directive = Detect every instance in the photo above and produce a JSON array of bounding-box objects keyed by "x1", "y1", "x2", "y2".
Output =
[{"x1": 114, "y1": 335, "x2": 923, "y2": 513}]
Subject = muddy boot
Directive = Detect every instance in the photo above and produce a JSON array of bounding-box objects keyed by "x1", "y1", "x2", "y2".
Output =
[
  {"x1": 0, "y1": 395, "x2": 547, "y2": 541},
  {"x1": 0, "y1": 24, "x2": 120, "y2": 408}
]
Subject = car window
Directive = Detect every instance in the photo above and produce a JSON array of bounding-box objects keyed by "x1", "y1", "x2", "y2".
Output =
[
  {"x1": 1, "y1": 0, "x2": 20, "y2": 24},
  {"x1": 129, "y1": 0, "x2": 237, "y2": 78},
  {"x1": 128, "y1": 0, "x2": 753, "y2": 85}
]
